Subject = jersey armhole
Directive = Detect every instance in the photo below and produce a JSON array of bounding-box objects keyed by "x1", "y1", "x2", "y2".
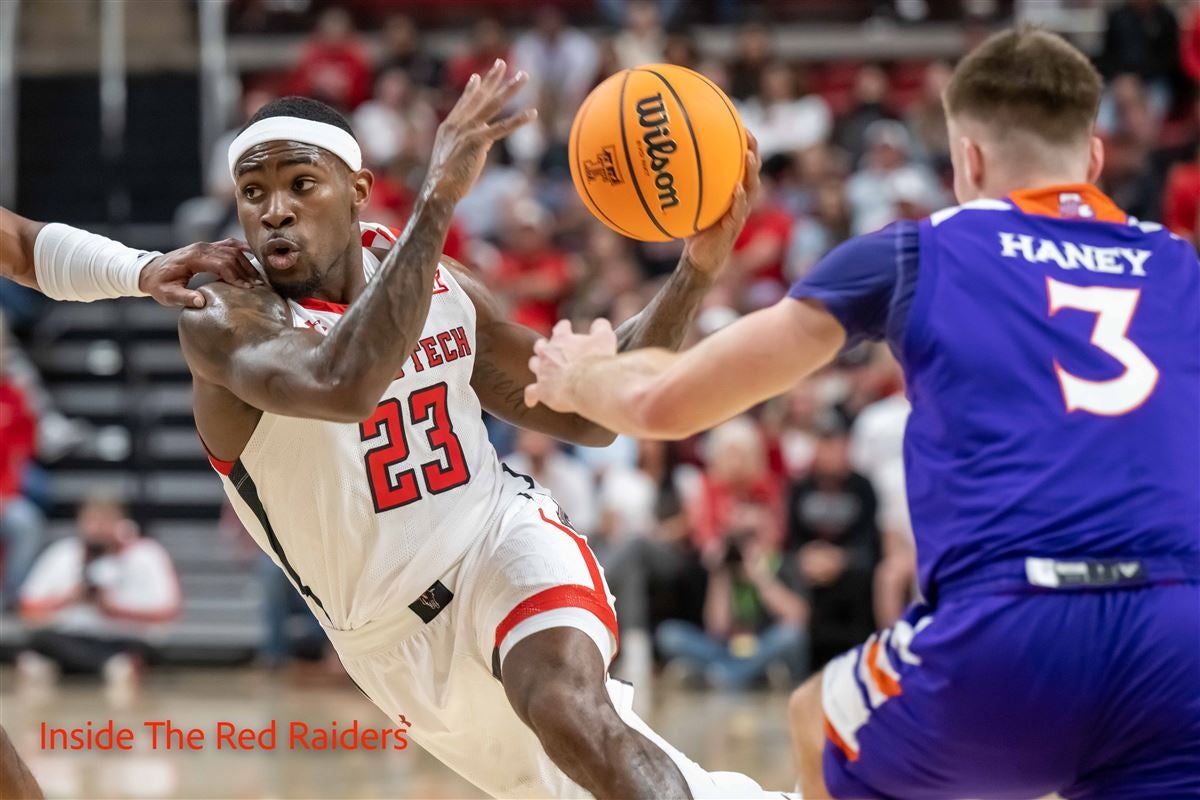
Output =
[{"x1": 899, "y1": 219, "x2": 936, "y2": 375}]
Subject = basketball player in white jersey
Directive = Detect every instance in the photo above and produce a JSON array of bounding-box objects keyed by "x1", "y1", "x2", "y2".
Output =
[{"x1": 173, "y1": 62, "x2": 784, "y2": 799}]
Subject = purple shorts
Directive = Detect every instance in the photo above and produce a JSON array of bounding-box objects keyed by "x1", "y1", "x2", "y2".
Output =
[{"x1": 822, "y1": 583, "x2": 1200, "y2": 799}]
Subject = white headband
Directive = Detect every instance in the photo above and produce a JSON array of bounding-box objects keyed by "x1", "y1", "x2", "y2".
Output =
[{"x1": 227, "y1": 116, "x2": 362, "y2": 178}]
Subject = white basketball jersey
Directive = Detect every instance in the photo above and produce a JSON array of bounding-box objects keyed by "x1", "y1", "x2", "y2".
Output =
[{"x1": 209, "y1": 223, "x2": 509, "y2": 630}]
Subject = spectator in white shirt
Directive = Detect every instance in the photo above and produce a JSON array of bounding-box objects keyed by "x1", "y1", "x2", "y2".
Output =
[
  {"x1": 613, "y1": 0, "x2": 665, "y2": 70},
  {"x1": 18, "y1": 496, "x2": 180, "y2": 692},
  {"x1": 737, "y1": 62, "x2": 833, "y2": 161},
  {"x1": 511, "y1": 6, "x2": 599, "y2": 152},
  {"x1": 848, "y1": 352, "x2": 917, "y2": 628},
  {"x1": 845, "y1": 120, "x2": 946, "y2": 234},
  {"x1": 504, "y1": 430, "x2": 598, "y2": 536},
  {"x1": 352, "y1": 66, "x2": 438, "y2": 169}
]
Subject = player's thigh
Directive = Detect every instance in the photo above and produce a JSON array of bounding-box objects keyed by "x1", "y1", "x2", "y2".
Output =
[
  {"x1": 466, "y1": 492, "x2": 618, "y2": 677},
  {"x1": 340, "y1": 619, "x2": 589, "y2": 799},
  {"x1": 821, "y1": 597, "x2": 1084, "y2": 800},
  {"x1": 1063, "y1": 583, "x2": 1200, "y2": 800}
]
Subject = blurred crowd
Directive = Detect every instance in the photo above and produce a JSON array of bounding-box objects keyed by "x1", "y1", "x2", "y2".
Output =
[{"x1": 4, "y1": 0, "x2": 1199, "y2": 694}]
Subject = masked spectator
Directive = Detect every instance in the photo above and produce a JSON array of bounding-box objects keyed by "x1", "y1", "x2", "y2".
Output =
[
  {"x1": 656, "y1": 537, "x2": 808, "y2": 690},
  {"x1": 18, "y1": 496, "x2": 180, "y2": 693}
]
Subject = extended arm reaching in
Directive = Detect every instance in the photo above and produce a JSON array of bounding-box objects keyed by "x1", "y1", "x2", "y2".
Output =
[
  {"x1": 1, "y1": 206, "x2": 259, "y2": 307},
  {"x1": 524, "y1": 297, "x2": 846, "y2": 440}
]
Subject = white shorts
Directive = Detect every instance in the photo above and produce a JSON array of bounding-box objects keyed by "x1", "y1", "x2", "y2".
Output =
[{"x1": 322, "y1": 489, "x2": 774, "y2": 799}]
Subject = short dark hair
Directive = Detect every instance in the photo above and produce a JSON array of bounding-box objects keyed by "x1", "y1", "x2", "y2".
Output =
[
  {"x1": 242, "y1": 96, "x2": 356, "y2": 138},
  {"x1": 943, "y1": 27, "x2": 1102, "y2": 147}
]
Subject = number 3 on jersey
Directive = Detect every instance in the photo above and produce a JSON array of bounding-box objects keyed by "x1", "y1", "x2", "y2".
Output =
[
  {"x1": 359, "y1": 383, "x2": 470, "y2": 512},
  {"x1": 1046, "y1": 277, "x2": 1159, "y2": 416}
]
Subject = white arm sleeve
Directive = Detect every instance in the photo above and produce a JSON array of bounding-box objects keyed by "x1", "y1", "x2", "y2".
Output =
[{"x1": 33, "y1": 222, "x2": 160, "y2": 302}]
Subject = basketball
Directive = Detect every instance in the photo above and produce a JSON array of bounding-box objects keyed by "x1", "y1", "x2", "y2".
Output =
[{"x1": 568, "y1": 64, "x2": 747, "y2": 242}]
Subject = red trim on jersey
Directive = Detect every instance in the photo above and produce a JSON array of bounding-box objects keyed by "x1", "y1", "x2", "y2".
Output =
[
  {"x1": 493, "y1": 508, "x2": 619, "y2": 655},
  {"x1": 361, "y1": 225, "x2": 401, "y2": 249},
  {"x1": 537, "y1": 508, "x2": 607, "y2": 592},
  {"x1": 198, "y1": 435, "x2": 235, "y2": 476},
  {"x1": 493, "y1": 585, "x2": 619, "y2": 650},
  {"x1": 432, "y1": 268, "x2": 450, "y2": 294},
  {"x1": 297, "y1": 297, "x2": 349, "y2": 314},
  {"x1": 1008, "y1": 183, "x2": 1127, "y2": 223}
]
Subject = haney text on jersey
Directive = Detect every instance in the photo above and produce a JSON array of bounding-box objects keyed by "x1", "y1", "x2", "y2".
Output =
[{"x1": 999, "y1": 232, "x2": 1151, "y2": 277}]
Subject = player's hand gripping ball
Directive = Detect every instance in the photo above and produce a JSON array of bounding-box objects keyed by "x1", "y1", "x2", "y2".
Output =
[{"x1": 569, "y1": 64, "x2": 747, "y2": 241}]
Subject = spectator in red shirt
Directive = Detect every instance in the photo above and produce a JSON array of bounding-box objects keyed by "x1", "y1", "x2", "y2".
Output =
[
  {"x1": 446, "y1": 18, "x2": 510, "y2": 97},
  {"x1": 1183, "y1": 3, "x2": 1200, "y2": 84},
  {"x1": 0, "y1": 347, "x2": 44, "y2": 610},
  {"x1": 660, "y1": 416, "x2": 804, "y2": 689},
  {"x1": 493, "y1": 200, "x2": 573, "y2": 336},
  {"x1": 1162, "y1": 154, "x2": 1200, "y2": 245},
  {"x1": 287, "y1": 8, "x2": 372, "y2": 112},
  {"x1": 730, "y1": 159, "x2": 795, "y2": 309},
  {"x1": 688, "y1": 416, "x2": 783, "y2": 557}
]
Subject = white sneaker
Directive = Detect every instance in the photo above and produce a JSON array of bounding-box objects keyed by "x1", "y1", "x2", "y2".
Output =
[
  {"x1": 16, "y1": 650, "x2": 59, "y2": 686},
  {"x1": 103, "y1": 652, "x2": 141, "y2": 706}
]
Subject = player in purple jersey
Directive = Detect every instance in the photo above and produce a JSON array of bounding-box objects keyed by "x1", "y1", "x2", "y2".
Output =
[{"x1": 525, "y1": 27, "x2": 1200, "y2": 799}]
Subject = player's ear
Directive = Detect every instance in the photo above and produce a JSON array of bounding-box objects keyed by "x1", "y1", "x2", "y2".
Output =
[
  {"x1": 1086, "y1": 135, "x2": 1104, "y2": 184},
  {"x1": 963, "y1": 137, "x2": 985, "y2": 193},
  {"x1": 351, "y1": 168, "x2": 374, "y2": 213}
]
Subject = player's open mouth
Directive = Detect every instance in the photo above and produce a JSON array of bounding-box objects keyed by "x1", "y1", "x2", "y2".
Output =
[{"x1": 264, "y1": 238, "x2": 300, "y2": 270}]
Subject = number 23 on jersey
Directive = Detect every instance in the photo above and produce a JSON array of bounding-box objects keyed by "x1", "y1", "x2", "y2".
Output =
[{"x1": 359, "y1": 383, "x2": 471, "y2": 512}]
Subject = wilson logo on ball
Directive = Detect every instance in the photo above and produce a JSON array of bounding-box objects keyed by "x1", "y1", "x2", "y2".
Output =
[
  {"x1": 635, "y1": 93, "x2": 680, "y2": 211},
  {"x1": 584, "y1": 146, "x2": 624, "y2": 185},
  {"x1": 569, "y1": 64, "x2": 746, "y2": 241}
]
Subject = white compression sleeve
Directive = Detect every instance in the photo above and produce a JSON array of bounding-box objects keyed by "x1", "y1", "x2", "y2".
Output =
[{"x1": 33, "y1": 223, "x2": 160, "y2": 302}]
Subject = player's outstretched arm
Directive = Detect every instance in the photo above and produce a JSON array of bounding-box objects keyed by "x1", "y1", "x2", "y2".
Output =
[
  {"x1": 180, "y1": 61, "x2": 535, "y2": 426},
  {"x1": 0, "y1": 208, "x2": 43, "y2": 288},
  {"x1": 462, "y1": 141, "x2": 762, "y2": 446},
  {"x1": 524, "y1": 297, "x2": 846, "y2": 440},
  {"x1": 1, "y1": 207, "x2": 260, "y2": 307}
]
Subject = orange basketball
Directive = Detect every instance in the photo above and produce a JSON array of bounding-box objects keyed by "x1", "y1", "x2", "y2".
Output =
[{"x1": 568, "y1": 64, "x2": 747, "y2": 242}]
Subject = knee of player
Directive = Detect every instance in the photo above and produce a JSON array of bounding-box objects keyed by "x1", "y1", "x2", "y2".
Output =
[
  {"x1": 520, "y1": 676, "x2": 623, "y2": 751},
  {"x1": 788, "y1": 674, "x2": 823, "y2": 735}
]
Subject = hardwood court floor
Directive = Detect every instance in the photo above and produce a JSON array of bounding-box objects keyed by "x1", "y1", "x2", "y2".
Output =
[{"x1": 1, "y1": 666, "x2": 795, "y2": 798}]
